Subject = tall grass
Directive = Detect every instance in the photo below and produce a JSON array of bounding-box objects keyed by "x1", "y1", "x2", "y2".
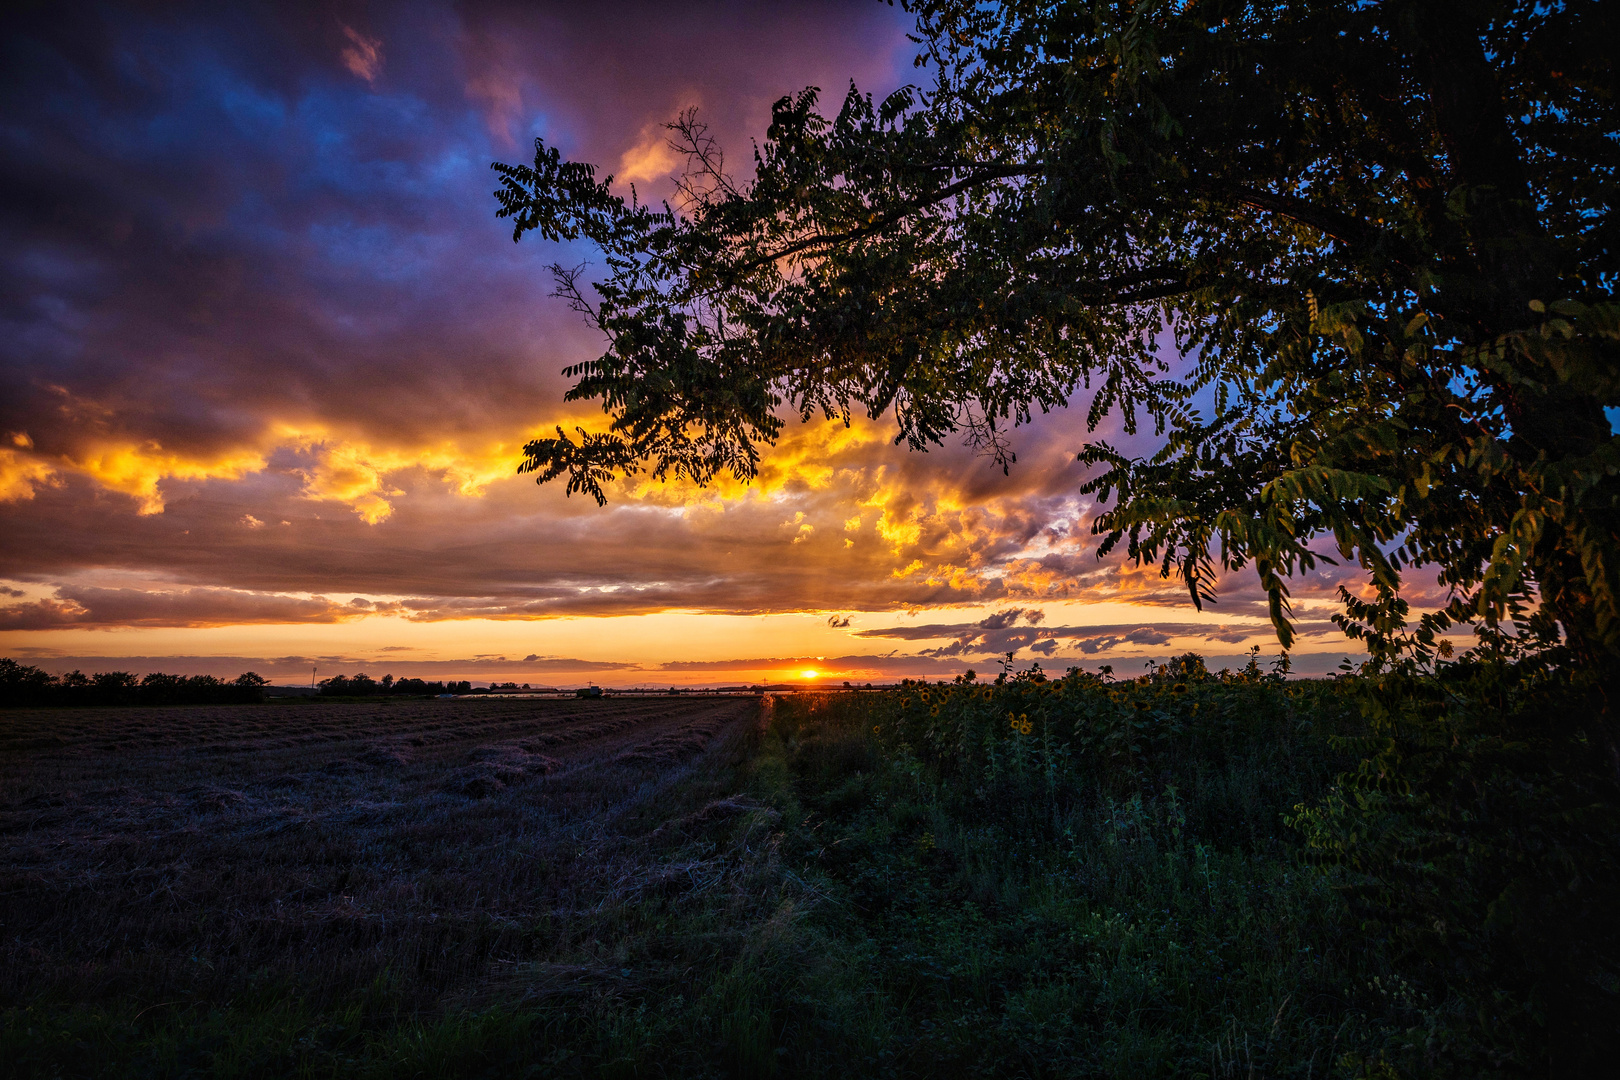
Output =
[{"x1": 756, "y1": 657, "x2": 1396, "y2": 1077}]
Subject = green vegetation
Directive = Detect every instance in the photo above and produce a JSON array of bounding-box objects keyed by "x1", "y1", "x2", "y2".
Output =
[
  {"x1": 9, "y1": 654, "x2": 1613, "y2": 1077},
  {"x1": 747, "y1": 655, "x2": 1615, "y2": 1076},
  {"x1": 752, "y1": 660, "x2": 1369, "y2": 1077}
]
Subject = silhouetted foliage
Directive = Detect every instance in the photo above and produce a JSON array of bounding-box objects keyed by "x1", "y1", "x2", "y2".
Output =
[
  {"x1": 493, "y1": 0, "x2": 1619, "y2": 745},
  {"x1": 0, "y1": 659, "x2": 267, "y2": 707},
  {"x1": 314, "y1": 672, "x2": 472, "y2": 697}
]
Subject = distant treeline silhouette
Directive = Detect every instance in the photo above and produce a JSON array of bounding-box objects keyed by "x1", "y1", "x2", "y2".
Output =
[
  {"x1": 1, "y1": 658, "x2": 267, "y2": 707},
  {"x1": 318, "y1": 673, "x2": 473, "y2": 697}
]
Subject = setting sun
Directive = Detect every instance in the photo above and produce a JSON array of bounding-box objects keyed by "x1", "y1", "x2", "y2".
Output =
[{"x1": 801, "y1": 669, "x2": 819, "y2": 679}]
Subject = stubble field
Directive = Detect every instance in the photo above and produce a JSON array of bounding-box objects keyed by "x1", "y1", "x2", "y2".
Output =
[{"x1": 0, "y1": 696, "x2": 769, "y2": 1034}]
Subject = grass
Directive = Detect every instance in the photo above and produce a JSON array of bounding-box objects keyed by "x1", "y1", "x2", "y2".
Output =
[
  {"x1": 744, "y1": 668, "x2": 1390, "y2": 1078},
  {"x1": 0, "y1": 665, "x2": 1579, "y2": 1076}
]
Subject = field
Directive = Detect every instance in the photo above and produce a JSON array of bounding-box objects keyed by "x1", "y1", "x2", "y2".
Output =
[
  {"x1": 2, "y1": 696, "x2": 783, "y2": 1075},
  {"x1": 3, "y1": 671, "x2": 1613, "y2": 1077}
]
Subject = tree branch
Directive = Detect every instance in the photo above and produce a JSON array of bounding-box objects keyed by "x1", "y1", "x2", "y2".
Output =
[
  {"x1": 734, "y1": 164, "x2": 1040, "y2": 272},
  {"x1": 1218, "y1": 184, "x2": 1384, "y2": 251}
]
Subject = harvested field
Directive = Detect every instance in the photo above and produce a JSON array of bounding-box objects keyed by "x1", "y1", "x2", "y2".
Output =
[{"x1": 0, "y1": 696, "x2": 763, "y2": 1015}]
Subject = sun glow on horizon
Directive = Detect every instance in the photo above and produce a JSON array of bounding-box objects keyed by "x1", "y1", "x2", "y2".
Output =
[{"x1": 801, "y1": 669, "x2": 819, "y2": 679}]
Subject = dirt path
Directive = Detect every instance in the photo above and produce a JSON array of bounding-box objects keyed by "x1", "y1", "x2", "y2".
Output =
[{"x1": 0, "y1": 697, "x2": 761, "y2": 1007}]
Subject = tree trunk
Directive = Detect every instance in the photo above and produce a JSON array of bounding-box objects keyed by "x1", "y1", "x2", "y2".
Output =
[{"x1": 1413, "y1": 2, "x2": 1620, "y2": 787}]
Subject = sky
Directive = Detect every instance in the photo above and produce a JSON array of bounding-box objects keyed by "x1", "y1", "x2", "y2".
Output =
[{"x1": 0, "y1": 1, "x2": 1380, "y2": 687}]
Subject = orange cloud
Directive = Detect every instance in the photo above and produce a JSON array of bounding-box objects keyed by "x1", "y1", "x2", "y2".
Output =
[
  {"x1": 17, "y1": 405, "x2": 527, "y2": 522},
  {"x1": 66, "y1": 441, "x2": 268, "y2": 514},
  {"x1": 281, "y1": 426, "x2": 516, "y2": 524},
  {"x1": 340, "y1": 26, "x2": 384, "y2": 85},
  {"x1": 616, "y1": 123, "x2": 682, "y2": 185},
  {"x1": 0, "y1": 447, "x2": 56, "y2": 503}
]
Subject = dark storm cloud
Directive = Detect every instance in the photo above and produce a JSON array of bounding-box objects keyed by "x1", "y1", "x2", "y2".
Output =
[
  {"x1": 0, "y1": 1, "x2": 911, "y2": 467},
  {"x1": 1, "y1": 0, "x2": 1007, "y2": 626}
]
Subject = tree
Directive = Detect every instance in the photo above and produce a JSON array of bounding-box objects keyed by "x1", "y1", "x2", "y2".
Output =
[
  {"x1": 0, "y1": 657, "x2": 55, "y2": 706},
  {"x1": 493, "y1": 0, "x2": 1618, "y2": 761}
]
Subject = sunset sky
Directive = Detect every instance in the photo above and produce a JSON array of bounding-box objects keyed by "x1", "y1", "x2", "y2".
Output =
[{"x1": 0, "y1": 1, "x2": 1379, "y2": 686}]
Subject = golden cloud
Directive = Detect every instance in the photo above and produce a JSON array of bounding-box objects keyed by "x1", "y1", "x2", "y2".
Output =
[
  {"x1": 20, "y1": 388, "x2": 270, "y2": 512},
  {"x1": 874, "y1": 506, "x2": 923, "y2": 550},
  {"x1": 66, "y1": 441, "x2": 268, "y2": 514},
  {"x1": 0, "y1": 447, "x2": 57, "y2": 503},
  {"x1": 2, "y1": 394, "x2": 1329, "y2": 629},
  {"x1": 280, "y1": 425, "x2": 517, "y2": 524},
  {"x1": 614, "y1": 414, "x2": 889, "y2": 506},
  {"x1": 16, "y1": 403, "x2": 525, "y2": 520}
]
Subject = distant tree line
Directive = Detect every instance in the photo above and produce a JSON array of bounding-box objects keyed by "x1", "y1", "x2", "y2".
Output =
[
  {"x1": 317, "y1": 673, "x2": 475, "y2": 697},
  {"x1": 0, "y1": 658, "x2": 268, "y2": 707}
]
